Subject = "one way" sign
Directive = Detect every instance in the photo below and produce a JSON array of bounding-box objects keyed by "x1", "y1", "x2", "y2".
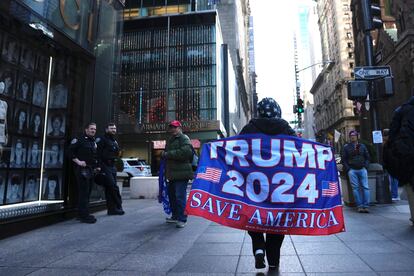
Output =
[{"x1": 354, "y1": 66, "x2": 392, "y2": 80}]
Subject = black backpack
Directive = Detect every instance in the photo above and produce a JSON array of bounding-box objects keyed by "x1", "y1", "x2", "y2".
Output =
[{"x1": 383, "y1": 103, "x2": 414, "y2": 183}]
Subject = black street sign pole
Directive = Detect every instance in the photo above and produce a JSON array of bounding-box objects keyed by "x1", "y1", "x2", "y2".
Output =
[{"x1": 362, "y1": 0, "x2": 381, "y2": 163}]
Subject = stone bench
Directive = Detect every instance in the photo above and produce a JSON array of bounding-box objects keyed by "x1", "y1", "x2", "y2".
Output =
[{"x1": 130, "y1": 176, "x2": 159, "y2": 199}]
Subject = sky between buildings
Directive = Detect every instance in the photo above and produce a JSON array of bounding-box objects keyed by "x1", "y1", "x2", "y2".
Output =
[{"x1": 250, "y1": 0, "x2": 318, "y2": 122}]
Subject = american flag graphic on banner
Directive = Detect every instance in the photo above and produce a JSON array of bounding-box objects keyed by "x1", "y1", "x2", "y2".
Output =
[
  {"x1": 322, "y1": 181, "x2": 339, "y2": 197},
  {"x1": 196, "y1": 167, "x2": 222, "y2": 183}
]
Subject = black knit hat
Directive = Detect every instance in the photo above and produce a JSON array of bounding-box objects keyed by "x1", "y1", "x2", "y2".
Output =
[{"x1": 257, "y1": 97, "x2": 282, "y2": 118}]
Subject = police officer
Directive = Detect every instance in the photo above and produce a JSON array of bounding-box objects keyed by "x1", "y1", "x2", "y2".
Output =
[
  {"x1": 69, "y1": 122, "x2": 99, "y2": 224},
  {"x1": 96, "y1": 123, "x2": 124, "y2": 215}
]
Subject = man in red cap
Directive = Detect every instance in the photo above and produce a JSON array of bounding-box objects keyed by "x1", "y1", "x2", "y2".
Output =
[{"x1": 163, "y1": 120, "x2": 193, "y2": 228}]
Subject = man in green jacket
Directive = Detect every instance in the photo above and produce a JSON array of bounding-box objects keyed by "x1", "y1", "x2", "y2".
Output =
[{"x1": 163, "y1": 120, "x2": 193, "y2": 228}]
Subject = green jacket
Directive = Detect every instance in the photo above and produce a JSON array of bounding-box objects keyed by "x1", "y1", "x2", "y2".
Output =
[{"x1": 165, "y1": 133, "x2": 193, "y2": 181}]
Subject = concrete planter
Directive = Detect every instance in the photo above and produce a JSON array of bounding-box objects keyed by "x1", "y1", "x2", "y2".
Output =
[
  {"x1": 338, "y1": 163, "x2": 389, "y2": 206},
  {"x1": 130, "y1": 176, "x2": 159, "y2": 199}
]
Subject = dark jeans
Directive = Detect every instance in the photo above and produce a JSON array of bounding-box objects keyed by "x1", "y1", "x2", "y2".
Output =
[
  {"x1": 75, "y1": 167, "x2": 93, "y2": 218},
  {"x1": 248, "y1": 231, "x2": 285, "y2": 267},
  {"x1": 100, "y1": 163, "x2": 123, "y2": 211},
  {"x1": 167, "y1": 180, "x2": 188, "y2": 222}
]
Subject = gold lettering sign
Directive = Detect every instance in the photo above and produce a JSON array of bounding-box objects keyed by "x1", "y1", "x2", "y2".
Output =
[{"x1": 60, "y1": 0, "x2": 81, "y2": 31}]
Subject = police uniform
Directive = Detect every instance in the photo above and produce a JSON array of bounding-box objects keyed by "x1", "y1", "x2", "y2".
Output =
[
  {"x1": 68, "y1": 134, "x2": 98, "y2": 223},
  {"x1": 96, "y1": 133, "x2": 124, "y2": 215}
]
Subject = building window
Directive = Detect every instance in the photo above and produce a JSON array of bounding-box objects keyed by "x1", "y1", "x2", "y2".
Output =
[
  {"x1": 348, "y1": 52, "x2": 353, "y2": 58},
  {"x1": 347, "y1": 42, "x2": 353, "y2": 48},
  {"x1": 343, "y1": 4, "x2": 349, "y2": 11},
  {"x1": 346, "y1": 32, "x2": 352, "y2": 39},
  {"x1": 349, "y1": 62, "x2": 354, "y2": 68}
]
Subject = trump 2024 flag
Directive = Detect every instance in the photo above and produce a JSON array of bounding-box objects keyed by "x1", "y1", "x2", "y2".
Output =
[{"x1": 185, "y1": 134, "x2": 345, "y2": 235}]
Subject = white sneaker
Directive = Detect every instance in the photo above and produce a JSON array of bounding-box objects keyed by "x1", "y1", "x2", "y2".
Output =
[
  {"x1": 392, "y1": 197, "x2": 401, "y2": 201},
  {"x1": 166, "y1": 217, "x2": 178, "y2": 223},
  {"x1": 176, "y1": 221, "x2": 187, "y2": 228}
]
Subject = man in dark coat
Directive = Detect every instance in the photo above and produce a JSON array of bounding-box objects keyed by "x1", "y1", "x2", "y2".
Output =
[
  {"x1": 341, "y1": 130, "x2": 370, "y2": 213},
  {"x1": 239, "y1": 97, "x2": 295, "y2": 272}
]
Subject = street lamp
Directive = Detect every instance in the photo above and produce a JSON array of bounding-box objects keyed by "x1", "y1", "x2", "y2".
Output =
[{"x1": 294, "y1": 60, "x2": 335, "y2": 129}]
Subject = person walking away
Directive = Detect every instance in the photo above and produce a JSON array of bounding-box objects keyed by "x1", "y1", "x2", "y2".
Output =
[
  {"x1": 69, "y1": 122, "x2": 100, "y2": 224},
  {"x1": 341, "y1": 130, "x2": 371, "y2": 213},
  {"x1": 163, "y1": 120, "x2": 193, "y2": 228},
  {"x1": 239, "y1": 97, "x2": 296, "y2": 272},
  {"x1": 96, "y1": 123, "x2": 124, "y2": 215},
  {"x1": 382, "y1": 129, "x2": 400, "y2": 201},
  {"x1": 386, "y1": 94, "x2": 414, "y2": 224}
]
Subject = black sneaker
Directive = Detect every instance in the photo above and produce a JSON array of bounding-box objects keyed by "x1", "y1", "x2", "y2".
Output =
[
  {"x1": 79, "y1": 215, "x2": 97, "y2": 224},
  {"x1": 254, "y1": 253, "x2": 266, "y2": 269},
  {"x1": 108, "y1": 209, "x2": 125, "y2": 215}
]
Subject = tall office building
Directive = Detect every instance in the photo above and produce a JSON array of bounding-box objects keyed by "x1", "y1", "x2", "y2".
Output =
[
  {"x1": 311, "y1": 0, "x2": 358, "y2": 147},
  {"x1": 117, "y1": 0, "x2": 251, "y2": 174}
]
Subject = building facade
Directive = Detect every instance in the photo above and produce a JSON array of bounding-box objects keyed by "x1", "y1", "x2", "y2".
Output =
[
  {"x1": 0, "y1": 0, "x2": 123, "y2": 227},
  {"x1": 117, "y1": 0, "x2": 250, "y2": 175},
  {"x1": 351, "y1": 0, "x2": 414, "y2": 142},
  {"x1": 311, "y1": 0, "x2": 358, "y2": 149}
]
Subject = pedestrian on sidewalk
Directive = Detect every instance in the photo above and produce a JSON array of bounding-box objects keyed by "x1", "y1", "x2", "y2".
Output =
[
  {"x1": 341, "y1": 130, "x2": 371, "y2": 213},
  {"x1": 385, "y1": 94, "x2": 414, "y2": 225},
  {"x1": 239, "y1": 97, "x2": 296, "y2": 272},
  {"x1": 96, "y1": 123, "x2": 124, "y2": 216},
  {"x1": 69, "y1": 122, "x2": 100, "y2": 224},
  {"x1": 382, "y1": 128, "x2": 400, "y2": 201},
  {"x1": 163, "y1": 120, "x2": 193, "y2": 228}
]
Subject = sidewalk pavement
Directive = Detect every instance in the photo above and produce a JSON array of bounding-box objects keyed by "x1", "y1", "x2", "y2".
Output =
[{"x1": 1, "y1": 197, "x2": 414, "y2": 275}]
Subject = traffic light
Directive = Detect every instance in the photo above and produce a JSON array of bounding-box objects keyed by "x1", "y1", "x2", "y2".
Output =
[
  {"x1": 297, "y1": 98, "x2": 304, "y2": 114},
  {"x1": 361, "y1": 0, "x2": 383, "y2": 31}
]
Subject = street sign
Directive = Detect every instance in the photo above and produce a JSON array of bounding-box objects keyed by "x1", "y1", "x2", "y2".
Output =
[{"x1": 354, "y1": 66, "x2": 391, "y2": 80}]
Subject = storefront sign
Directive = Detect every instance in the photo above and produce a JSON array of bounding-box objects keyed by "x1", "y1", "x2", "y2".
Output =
[{"x1": 142, "y1": 120, "x2": 220, "y2": 133}]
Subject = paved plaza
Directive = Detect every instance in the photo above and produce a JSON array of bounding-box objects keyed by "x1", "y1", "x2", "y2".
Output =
[{"x1": 1, "y1": 193, "x2": 414, "y2": 275}]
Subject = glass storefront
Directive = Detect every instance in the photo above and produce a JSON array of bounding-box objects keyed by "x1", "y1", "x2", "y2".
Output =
[
  {"x1": 0, "y1": 0, "x2": 123, "y2": 221},
  {"x1": 118, "y1": 14, "x2": 217, "y2": 131}
]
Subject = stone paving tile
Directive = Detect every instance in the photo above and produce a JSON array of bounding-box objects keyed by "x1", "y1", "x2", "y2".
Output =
[
  {"x1": 170, "y1": 255, "x2": 238, "y2": 273},
  {"x1": 345, "y1": 240, "x2": 412, "y2": 254},
  {"x1": 133, "y1": 239, "x2": 194, "y2": 256},
  {"x1": 99, "y1": 271, "x2": 165, "y2": 276},
  {"x1": 294, "y1": 241, "x2": 353, "y2": 255},
  {"x1": 47, "y1": 252, "x2": 125, "y2": 270},
  {"x1": 237, "y1": 273, "x2": 306, "y2": 276},
  {"x1": 186, "y1": 242, "x2": 243, "y2": 255},
  {"x1": 27, "y1": 268, "x2": 99, "y2": 276},
  {"x1": 237, "y1": 255, "x2": 303, "y2": 273},
  {"x1": 306, "y1": 273, "x2": 377, "y2": 276},
  {"x1": 196, "y1": 232, "x2": 246, "y2": 243},
  {"x1": 109, "y1": 253, "x2": 179, "y2": 272},
  {"x1": 378, "y1": 273, "x2": 414, "y2": 276},
  {"x1": 336, "y1": 230, "x2": 388, "y2": 242},
  {"x1": 168, "y1": 273, "x2": 230, "y2": 276},
  {"x1": 289, "y1": 234, "x2": 340, "y2": 243},
  {"x1": 0, "y1": 267, "x2": 37, "y2": 276},
  {"x1": 358, "y1": 252, "x2": 414, "y2": 272},
  {"x1": 241, "y1": 240, "x2": 296, "y2": 256},
  {"x1": 299, "y1": 254, "x2": 373, "y2": 273}
]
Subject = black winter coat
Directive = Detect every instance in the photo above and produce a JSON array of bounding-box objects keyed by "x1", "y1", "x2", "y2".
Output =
[{"x1": 239, "y1": 118, "x2": 296, "y2": 136}]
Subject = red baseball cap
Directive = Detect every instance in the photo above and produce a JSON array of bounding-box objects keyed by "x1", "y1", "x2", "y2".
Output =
[{"x1": 168, "y1": 120, "x2": 182, "y2": 127}]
